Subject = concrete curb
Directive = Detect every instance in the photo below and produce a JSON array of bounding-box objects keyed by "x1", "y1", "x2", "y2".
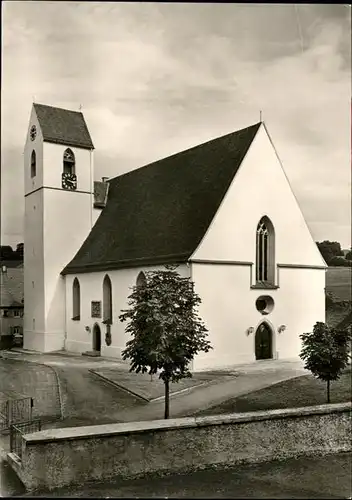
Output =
[
  {"x1": 88, "y1": 369, "x2": 221, "y2": 403},
  {"x1": 151, "y1": 381, "x2": 211, "y2": 403},
  {"x1": 88, "y1": 369, "x2": 150, "y2": 402}
]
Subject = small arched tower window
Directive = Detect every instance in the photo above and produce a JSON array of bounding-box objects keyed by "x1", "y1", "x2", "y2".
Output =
[
  {"x1": 63, "y1": 148, "x2": 75, "y2": 175},
  {"x1": 31, "y1": 150, "x2": 36, "y2": 178},
  {"x1": 136, "y1": 271, "x2": 147, "y2": 289},
  {"x1": 256, "y1": 216, "x2": 275, "y2": 284},
  {"x1": 72, "y1": 278, "x2": 81, "y2": 320},
  {"x1": 103, "y1": 274, "x2": 113, "y2": 324}
]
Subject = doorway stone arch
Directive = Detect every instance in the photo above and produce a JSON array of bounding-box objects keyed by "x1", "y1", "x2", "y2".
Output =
[
  {"x1": 254, "y1": 321, "x2": 274, "y2": 360},
  {"x1": 92, "y1": 323, "x2": 101, "y2": 354}
]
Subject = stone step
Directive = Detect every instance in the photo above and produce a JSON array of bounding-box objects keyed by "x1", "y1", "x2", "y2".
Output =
[{"x1": 82, "y1": 351, "x2": 101, "y2": 358}]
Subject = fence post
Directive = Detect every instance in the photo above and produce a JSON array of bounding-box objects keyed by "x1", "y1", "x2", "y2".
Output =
[
  {"x1": 8, "y1": 400, "x2": 12, "y2": 427},
  {"x1": 9, "y1": 424, "x2": 13, "y2": 452}
]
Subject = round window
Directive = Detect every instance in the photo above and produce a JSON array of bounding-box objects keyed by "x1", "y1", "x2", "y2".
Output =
[{"x1": 255, "y1": 295, "x2": 274, "y2": 315}]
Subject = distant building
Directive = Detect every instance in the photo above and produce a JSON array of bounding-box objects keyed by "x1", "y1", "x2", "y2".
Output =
[
  {"x1": 0, "y1": 262, "x2": 24, "y2": 348},
  {"x1": 23, "y1": 103, "x2": 326, "y2": 370}
]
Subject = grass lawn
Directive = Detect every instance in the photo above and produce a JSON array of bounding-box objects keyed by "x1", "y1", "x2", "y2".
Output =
[
  {"x1": 326, "y1": 266, "x2": 352, "y2": 302},
  {"x1": 194, "y1": 370, "x2": 351, "y2": 417},
  {"x1": 326, "y1": 304, "x2": 351, "y2": 328},
  {"x1": 90, "y1": 368, "x2": 233, "y2": 402}
]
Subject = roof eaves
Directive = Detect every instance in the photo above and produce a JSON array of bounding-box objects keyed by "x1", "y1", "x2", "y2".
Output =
[
  {"x1": 43, "y1": 137, "x2": 95, "y2": 150},
  {"x1": 61, "y1": 252, "x2": 191, "y2": 275}
]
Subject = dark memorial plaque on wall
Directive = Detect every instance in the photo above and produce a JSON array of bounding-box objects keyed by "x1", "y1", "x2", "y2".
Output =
[{"x1": 91, "y1": 301, "x2": 102, "y2": 318}]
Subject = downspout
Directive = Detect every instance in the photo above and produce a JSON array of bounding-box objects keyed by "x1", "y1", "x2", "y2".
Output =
[
  {"x1": 89, "y1": 149, "x2": 93, "y2": 229},
  {"x1": 63, "y1": 275, "x2": 67, "y2": 349}
]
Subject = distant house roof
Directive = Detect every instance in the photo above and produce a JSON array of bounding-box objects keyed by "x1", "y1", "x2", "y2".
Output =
[
  {"x1": 33, "y1": 103, "x2": 94, "y2": 150},
  {"x1": 62, "y1": 122, "x2": 261, "y2": 275},
  {"x1": 0, "y1": 264, "x2": 24, "y2": 308}
]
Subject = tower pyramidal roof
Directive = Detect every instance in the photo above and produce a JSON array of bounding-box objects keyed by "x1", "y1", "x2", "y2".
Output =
[{"x1": 33, "y1": 103, "x2": 94, "y2": 150}]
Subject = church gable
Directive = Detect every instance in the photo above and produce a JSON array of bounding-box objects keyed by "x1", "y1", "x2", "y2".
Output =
[
  {"x1": 62, "y1": 122, "x2": 260, "y2": 274},
  {"x1": 191, "y1": 123, "x2": 326, "y2": 268}
]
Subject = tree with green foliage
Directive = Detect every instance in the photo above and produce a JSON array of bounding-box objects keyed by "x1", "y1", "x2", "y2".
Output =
[
  {"x1": 119, "y1": 266, "x2": 212, "y2": 419},
  {"x1": 329, "y1": 256, "x2": 349, "y2": 267},
  {"x1": 15, "y1": 243, "x2": 24, "y2": 259},
  {"x1": 0, "y1": 245, "x2": 14, "y2": 261},
  {"x1": 300, "y1": 322, "x2": 351, "y2": 404},
  {"x1": 316, "y1": 241, "x2": 344, "y2": 265},
  {"x1": 0, "y1": 243, "x2": 23, "y2": 262},
  {"x1": 345, "y1": 250, "x2": 352, "y2": 261}
]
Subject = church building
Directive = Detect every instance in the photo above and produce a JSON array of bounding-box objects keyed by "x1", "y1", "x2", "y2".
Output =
[{"x1": 23, "y1": 103, "x2": 326, "y2": 371}]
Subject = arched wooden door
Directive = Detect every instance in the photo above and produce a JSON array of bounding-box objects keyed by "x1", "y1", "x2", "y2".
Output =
[
  {"x1": 92, "y1": 324, "x2": 101, "y2": 353},
  {"x1": 255, "y1": 323, "x2": 273, "y2": 360}
]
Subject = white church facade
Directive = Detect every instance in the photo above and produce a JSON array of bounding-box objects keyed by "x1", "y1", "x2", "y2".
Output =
[{"x1": 23, "y1": 103, "x2": 326, "y2": 371}]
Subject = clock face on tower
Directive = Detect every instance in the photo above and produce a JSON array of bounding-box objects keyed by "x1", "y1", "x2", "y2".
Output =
[
  {"x1": 30, "y1": 125, "x2": 37, "y2": 141},
  {"x1": 62, "y1": 172, "x2": 77, "y2": 190}
]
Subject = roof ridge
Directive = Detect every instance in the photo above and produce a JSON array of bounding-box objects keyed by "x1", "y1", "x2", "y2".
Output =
[
  {"x1": 109, "y1": 122, "x2": 261, "y2": 184},
  {"x1": 34, "y1": 102, "x2": 84, "y2": 116}
]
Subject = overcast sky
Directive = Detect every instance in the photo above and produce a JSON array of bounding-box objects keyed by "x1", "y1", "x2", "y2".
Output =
[{"x1": 1, "y1": 2, "x2": 351, "y2": 249}]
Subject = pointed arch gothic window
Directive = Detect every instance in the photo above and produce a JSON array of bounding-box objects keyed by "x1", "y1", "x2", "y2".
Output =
[
  {"x1": 72, "y1": 278, "x2": 81, "y2": 320},
  {"x1": 31, "y1": 150, "x2": 36, "y2": 178},
  {"x1": 103, "y1": 275, "x2": 113, "y2": 324},
  {"x1": 136, "y1": 271, "x2": 147, "y2": 288},
  {"x1": 63, "y1": 148, "x2": 75, "y2": 175},
  {"x1": 256, "y1": 216, "x2": 275, "y2": 284}
]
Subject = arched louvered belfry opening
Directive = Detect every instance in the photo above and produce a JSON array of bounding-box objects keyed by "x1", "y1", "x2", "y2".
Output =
[
  {"x1": 255, "y1": 216, "x2": 275, "y2": 284},
  {"x1": 63, "y1": 148, "x2": 76, "y2": 175},
  {"x1": 103, "y1": 274, "x2": 113, "y2": 324},
  {"x1": 31, "y1": 150, "x2": 36, "y2": 178},
  {"x1": 72, "y1": 278, "x2": 81, "y2": 320},
  {"x1": 136, "y1": 271, "x2": 147, "y2": 289}
]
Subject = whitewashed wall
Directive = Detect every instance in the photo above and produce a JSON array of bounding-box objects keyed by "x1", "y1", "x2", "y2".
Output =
[
  {"x1": 191, "y1": 263, "x2": 326, "y2": 371},
  {"x1": 24, "y1": 190, "x2": 46, "y2": 350},
  {"x1": 23, "y1": 108, "x2": 45, "y2": 351},
  {"x1": 189, "y1": 123, "x2": 326, "y2": 370},
  {"x1": 43, "y1": 142, "x2": 93, "y2": 192},
  {"x1": 24, "y1": 107, "x2": 44, "y2": 196},
  {"x1": 64, "y1": 264, "x2": 190, "y2": 358}
]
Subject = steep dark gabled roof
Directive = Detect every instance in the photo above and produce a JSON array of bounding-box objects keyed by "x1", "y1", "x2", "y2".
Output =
[
  {"x1": 33, "y1": 103, "x2": 94, "y2": 150},
  {"x1": 62, "y1": 122, "x2": 261, "y2": 274}
]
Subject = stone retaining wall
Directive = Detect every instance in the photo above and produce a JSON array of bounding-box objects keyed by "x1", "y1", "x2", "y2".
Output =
[{"x1": 8, "y1": 402, "x2": 351, "y2": 491}]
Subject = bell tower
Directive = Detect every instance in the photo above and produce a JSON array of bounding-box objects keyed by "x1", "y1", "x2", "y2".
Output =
[{"x1": 23, "y1": 103, "x2": 95, "y2": 352}]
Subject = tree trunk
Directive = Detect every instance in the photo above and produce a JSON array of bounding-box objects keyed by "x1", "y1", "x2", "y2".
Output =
[
  {"x1": 164, "y1": 377, "x2": 170, "y2": 419},
  {"x1": 327, "y1": 379, "x2": 331, "y2": 404}
]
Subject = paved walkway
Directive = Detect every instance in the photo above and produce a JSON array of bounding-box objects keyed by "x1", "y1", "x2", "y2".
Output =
[
  {"x1": 0, "y1": 350, "x2": 142, "y2": 426},
  {"x1": 18, "y1": 452, "x2": 352, "y2": 498},
  {"x1": 0, "y1": 357, "x2": 62, "y2": 420}
]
